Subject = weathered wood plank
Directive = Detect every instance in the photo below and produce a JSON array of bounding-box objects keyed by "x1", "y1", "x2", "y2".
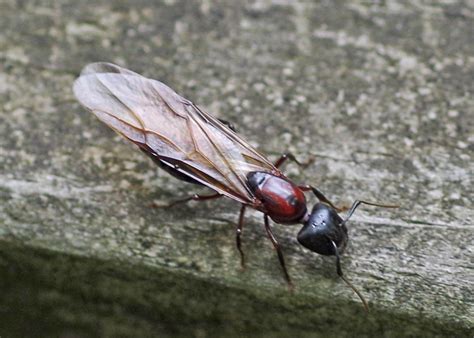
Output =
[{"x1": 0, "y1": 0, "x2": 472, "y2": 336}]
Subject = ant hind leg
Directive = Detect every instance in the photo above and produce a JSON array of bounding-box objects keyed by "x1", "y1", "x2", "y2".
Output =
[{"x1": 236, "y1": 205, "x2": 246, "y2": 269}]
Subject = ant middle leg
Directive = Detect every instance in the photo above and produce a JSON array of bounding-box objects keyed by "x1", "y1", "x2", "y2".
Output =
[{"x1": 263, "y1": 215, "x2": 293, "y2": 289}]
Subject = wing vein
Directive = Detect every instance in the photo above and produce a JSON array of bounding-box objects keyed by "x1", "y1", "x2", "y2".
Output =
[
  {"x1": 74, "y1": 63, "x2": 281, "y2": 205},
  {"x1": 95, "y1": 75, "x2": 148, "y2": 132},
  {"x1": 187, "y1": 105, "x2": 253, "y2": 196},
  {"x1": 185, "y1": 114, "x2": 242, "y2": 193}
]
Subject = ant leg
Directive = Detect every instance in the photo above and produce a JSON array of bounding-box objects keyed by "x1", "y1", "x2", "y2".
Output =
[
  {"x1": 330, "y1": 240, "x2": 369, "y2": 312},
  {"x1": 236, "y1": 205, "x2": 246, "y2": 268},
  {"x1": 342, "y1": 200, "x2": 399, "y2": 225},
  {"x1": 274, "y1": 152, "x2": 314, "y2": 169},
  {"x1": 274, "y1": 153, "x2": 298, "y2": 168},
  {"x1": 263, "y1": 215, "x2": 293, "y2": 289},
  {"x1": 218, "y1": 119, "x2": 237, "y2": 132},
  {"x1": 298, "y1": 185, "x2": 345, "y2": 212},
  {"x1": 150, "y1": 192, "x2": 222, "y2": 208}
]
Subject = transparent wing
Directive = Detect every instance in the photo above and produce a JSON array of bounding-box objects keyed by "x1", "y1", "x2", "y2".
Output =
[{"x1": 73, "y1": 62, "x2": 281, "y2": 203}]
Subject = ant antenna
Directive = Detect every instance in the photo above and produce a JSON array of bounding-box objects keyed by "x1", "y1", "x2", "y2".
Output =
[
  {"x1": 341, "y1": 200, "x2": 399, "y2": 226},
  {"x1": 330, "y1": 240, "x2": 369, "y2": 313}
]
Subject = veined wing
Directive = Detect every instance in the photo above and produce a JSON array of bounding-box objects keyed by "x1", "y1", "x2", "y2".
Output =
[{"x1": 73, "y1": 62, "x2": 281, "y2": 203}]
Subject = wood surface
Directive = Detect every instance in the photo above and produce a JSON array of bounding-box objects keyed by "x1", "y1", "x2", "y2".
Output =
[{"x1": 0, "y1": 1, "x2": 472, "y2": 336}]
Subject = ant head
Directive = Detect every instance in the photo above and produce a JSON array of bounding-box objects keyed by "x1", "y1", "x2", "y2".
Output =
[
  {"x1": 297, "y1": 198, "x2": 398, "y2": 312},
  {"x1": 297, "y1": 203, "x2": 348, "y2": 256}
]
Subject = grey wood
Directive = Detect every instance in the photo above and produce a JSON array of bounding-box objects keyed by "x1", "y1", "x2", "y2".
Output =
[{"x1": 0, "y1": 1, "x2": 472, "y2": 337}]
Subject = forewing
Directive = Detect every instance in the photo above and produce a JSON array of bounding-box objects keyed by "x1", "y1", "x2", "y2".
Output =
[{"x1": 73, "y1": 63, "x2": 279, "y2": 203}]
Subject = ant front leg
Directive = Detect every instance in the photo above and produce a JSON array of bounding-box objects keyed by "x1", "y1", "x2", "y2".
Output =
[
  {"x1": 263, "y1": 215, "x2": 293, "y2": 290},
  {"x1": 298, "y1": 185, "x2": 346, "y2": 212},
  {"x1": 274, "y1": 152, "x2": 314, "y2": 169},
  {"x1": 150, "y1": 192, "x2": 222, "y2": 208}
]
